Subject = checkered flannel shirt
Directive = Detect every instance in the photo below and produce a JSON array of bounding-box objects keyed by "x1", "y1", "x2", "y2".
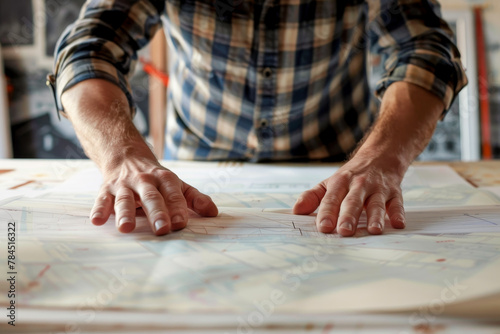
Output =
[{"x1": 52, "y1": 0, "x2": 467, "y2": 161}]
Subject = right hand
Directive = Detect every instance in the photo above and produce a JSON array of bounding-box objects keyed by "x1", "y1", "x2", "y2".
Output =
[
  {"x1": 89, "y1": 158, "x2": 218, "y2": 236},
  {"x1": 59, "y1": 79, "x2": 217, "y2": 235}
]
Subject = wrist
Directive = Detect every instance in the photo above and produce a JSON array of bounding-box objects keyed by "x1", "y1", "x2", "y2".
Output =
[
  {"x1": 354, "y1": 138, "x2": 411, "y2": 180},
  {"x1": 351, "y1": 82, "x2": 444, "y2": 179},
  {"x1": 99, "y1": 139, "x2": 160, "y2": 175}
]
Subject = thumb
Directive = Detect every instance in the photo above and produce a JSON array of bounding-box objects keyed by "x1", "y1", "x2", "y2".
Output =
[
  {"x1": 182, "y1": 182, "x2": 219, "y2": 217},
  {"x1": 293, "y1": 183, "x2": 327, "y2": 215}
]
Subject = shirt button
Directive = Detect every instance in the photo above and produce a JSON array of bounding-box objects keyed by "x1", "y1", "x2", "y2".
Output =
[
  {"x1": 261, "y1": 127, "x2": 273, "y2": 140},
  {"x1": 262, "y1": 67, "x2": 273, "y2": 78}
]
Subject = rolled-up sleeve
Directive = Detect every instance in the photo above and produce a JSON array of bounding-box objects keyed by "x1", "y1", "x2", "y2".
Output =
[
  {"x1": 52, "y1": 0, "x2": 165, "y2": 115},
  {"x1": 368, "y1": 0, "x2": 468, "y2": 112}
]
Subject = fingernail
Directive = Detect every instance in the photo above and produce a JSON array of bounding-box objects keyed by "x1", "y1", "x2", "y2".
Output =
[
  {"x1": 339, "y1": 222, "x2": 353, "y2": 231},
  {"x1": 370, "y1": 222, "x2": 383, "y2": 230},
  {"x1": 171, "y1": 215, "x2": 184, "y2": 225},
  {"x1": 119, "y1": 217, "x2": 131, "y2": 226},
  {"x1": 320, "y1": 219, "x2": 333, "y2": 229},
  {"x1": 91, "y1": 212, "x2": 102, "y2": 219},
  {"x1": 154, "y1": 219, "x2": 169, "y2": 233}
]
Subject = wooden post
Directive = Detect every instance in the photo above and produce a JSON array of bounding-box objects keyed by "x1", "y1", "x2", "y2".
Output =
[
  {"x1": 474, "y1": 6, "x2": 492, "y2": 159},
  {"x1": 148, "y1": 29, "x2": 168, "y2": 159}
]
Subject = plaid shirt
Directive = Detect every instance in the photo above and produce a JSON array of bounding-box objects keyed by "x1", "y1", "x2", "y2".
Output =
[{"x1": 53, "y1": 0, "x2": 467, "y2": 161}]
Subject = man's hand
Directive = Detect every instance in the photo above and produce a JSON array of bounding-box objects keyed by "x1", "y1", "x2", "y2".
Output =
[
  {"x1": 91, "y1": 158, "x2": 218, "y2": 235},
  {"x1": 293, "y1": 154, "x2": 405, "y2": 236},
  {"x1": 61, "y1": 79, "x2": 217, "y2": 236},
  {"x1": 293, "y1": 82, "x2": 445, "y2": 236}
]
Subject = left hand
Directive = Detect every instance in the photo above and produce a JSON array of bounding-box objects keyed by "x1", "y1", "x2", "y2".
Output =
[
  {"x1": 293, "y1": 154, "x2": 406, "y2": 236},
  {"x1": 292, "y1": 82, "x2": 446, "y2": 236}
]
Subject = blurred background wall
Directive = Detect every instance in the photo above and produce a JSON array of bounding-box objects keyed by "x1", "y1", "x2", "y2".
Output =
[
  {"x1": 440, "y1": 0, "x2": 500, "y2": 157},
  {"x1": 0, "y1": 0, "x2": 498, "y2": 160},
  {"x1": 0, "y1": 0, "x2": 150, "y2": 159}
]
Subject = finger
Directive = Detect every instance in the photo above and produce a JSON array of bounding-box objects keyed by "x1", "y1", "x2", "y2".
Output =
[
  {"x1": 158, "y1": 182, "x2": 189, "y2": 231},
  {"x1": 293, "y1": 182, "x2": 327, "y2": 215},
  {"x1": 386, "y1": 195, "x2": 406, "y2": 229},
  {"x1": 182, "y1": 182, "x2": 218, "y2": 217},
  {"x1": 365, "y1": 193, "x2": 386, "y2": 235},
  {"x1": 336, "y1": 187, "x2": 366, "y2": 237},
  {"x1": 90, "y1": 189, "x2": 114, "y2": 226},
  {"x1": 114, "y1": 187, "x2": 137, "y2": 233},
  {"x1": 136, "y1": 183, "x2": 171, "y2": 236},
  {"x1": 315, "y1": 181, "x2": 349, "y2": 234}
]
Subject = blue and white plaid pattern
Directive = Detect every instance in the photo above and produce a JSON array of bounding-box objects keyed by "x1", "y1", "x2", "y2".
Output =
[{"x1": 53, "y1": 0, "x2": 467, "y2": 161}]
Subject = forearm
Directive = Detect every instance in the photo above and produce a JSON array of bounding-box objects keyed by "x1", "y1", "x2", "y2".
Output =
[
  {"x1": 61, "y1": 79, "x2": 158, "y2": 172},
  {"x1": 355, "y1": 81, "x2": 445, "y2": 177}
]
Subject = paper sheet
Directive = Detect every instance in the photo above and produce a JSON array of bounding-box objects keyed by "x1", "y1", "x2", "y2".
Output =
[
  {"x1": 2, "y1": 310, "x2": 499, "y2": 333},
  {"x1": 1, "y1": 162, "x2": 499, "y2": 327},
  {"x1": 44, "y1": 164, "x2": 495, "y2": 209},
  {"x1": 1, "y1": 197, "x2": 499, "y2": 317},
  {"x1": 50, "y1": 163, "x2": 473, "y2": 194}
]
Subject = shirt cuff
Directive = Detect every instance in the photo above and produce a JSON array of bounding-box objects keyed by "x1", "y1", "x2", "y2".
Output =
[
  {"x1": 375, "y1": 56, "x2": 468, "y2": 114},
  {"x1": 54, "y1": 59, "x2": 136, "y2": 117}
]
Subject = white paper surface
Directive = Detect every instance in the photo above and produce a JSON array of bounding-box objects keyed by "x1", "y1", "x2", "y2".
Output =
[
  {"x1": 1, "y1": 196, "x2": 499, "y2": 317},
  {"x1": 1, "y1": 162, "x2": 499, "y2": 329},
  {"x1": 45, "y1": 163, "x2": 498, "y2": 209},
  {"x1": 2, "y1": 309, "x2": 499, "y2": 333},
  {"x1": 50, "y1": 163, "x2": 473, "y2": 194}
]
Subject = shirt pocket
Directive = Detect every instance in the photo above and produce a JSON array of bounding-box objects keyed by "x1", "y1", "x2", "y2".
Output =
[{"x1": 173, "y1": 0, "x2": 253, "y2": 79}]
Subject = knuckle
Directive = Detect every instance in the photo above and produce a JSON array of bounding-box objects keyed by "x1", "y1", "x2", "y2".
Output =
[
  {"x1": 366, "y1": 194, "x2": 386, "y2": 209},
  {"x1": 164, "y1": 192, "x2": 185, "y2": 203},
  {"x1": 343, "y1": 196, "x2": 361, "y2": 207},
  {"x1": 158, "y1": 168, "x2": 176, "y2": 177},
  {"x1": 194, "y1": 195, "x2": 211, "y2": 208},
  {"x1": 379, "y1": 187, "x2": 390, "y2": 197},
  {"x1": 97, "y1": 194, "x2": 111, "y2": 203},
  {"x1": 321, "y1": 195, "x2": 342, "y2": 207},
  {"x1": 387, "y1": 180, "x2": 402, "y2": 190},
  {"x1": 389, "y1": 187, "x2": 403, "y2": 198},
  {"x1": 114, "y1": 180, "x2": 128, "y2": 189},
  {"x1": 338, "y1": 170, "x2": 353, "y2": 181},
  {"x1": 388, "y1": 193, "x2": 404, "y2": 203},
  {"x1": 353, "y1": 175, "x2": 368, "y2": 186},
  {"x1": 148, "y1": 208, "x2": 167, "y2": 220},
  {"x1": 328, "y1": 174, "x2": 348, "y2": 187},
  {"x1": 183, "y1": 185, "x2": 198, "y2": 199},
  {"x1": 142, "y1": 190, "x2": 160, "y2": 202},
  {"x1": 136, "y1": 173, "x2": 154, "y2": 184},
  {"x1": 116, "y1": 210, "x2": 135, "y2": 218},
  {"x1": 390, "y1": 202, "x2": 405, "y2": 213},
  {"x1": 162, "y1": 177, "x2": 181, "y2": 190},
  {"x1": 301, "y1": 190, "x2": 321, "y2": 205},
  {"x1": 158, "y1": 170, "x2": 180, "y2": 182},
  {"x1": 92, "y1": 204, "x2": 103, "y2": 211},
  {"x1": 115, "y1": 194, "x2": 133, "y2": 206},
  {"x1": 368, "y1": 201, "x2": 386, "y2": 212},
  {"x1": 313, "y1": 182, "x2": 327, "y2": 192}
]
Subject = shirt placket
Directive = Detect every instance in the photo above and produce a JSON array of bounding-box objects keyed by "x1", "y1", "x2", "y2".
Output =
[{"x1": 255, "y1": 0, "x2": 279, "y2": 160}]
